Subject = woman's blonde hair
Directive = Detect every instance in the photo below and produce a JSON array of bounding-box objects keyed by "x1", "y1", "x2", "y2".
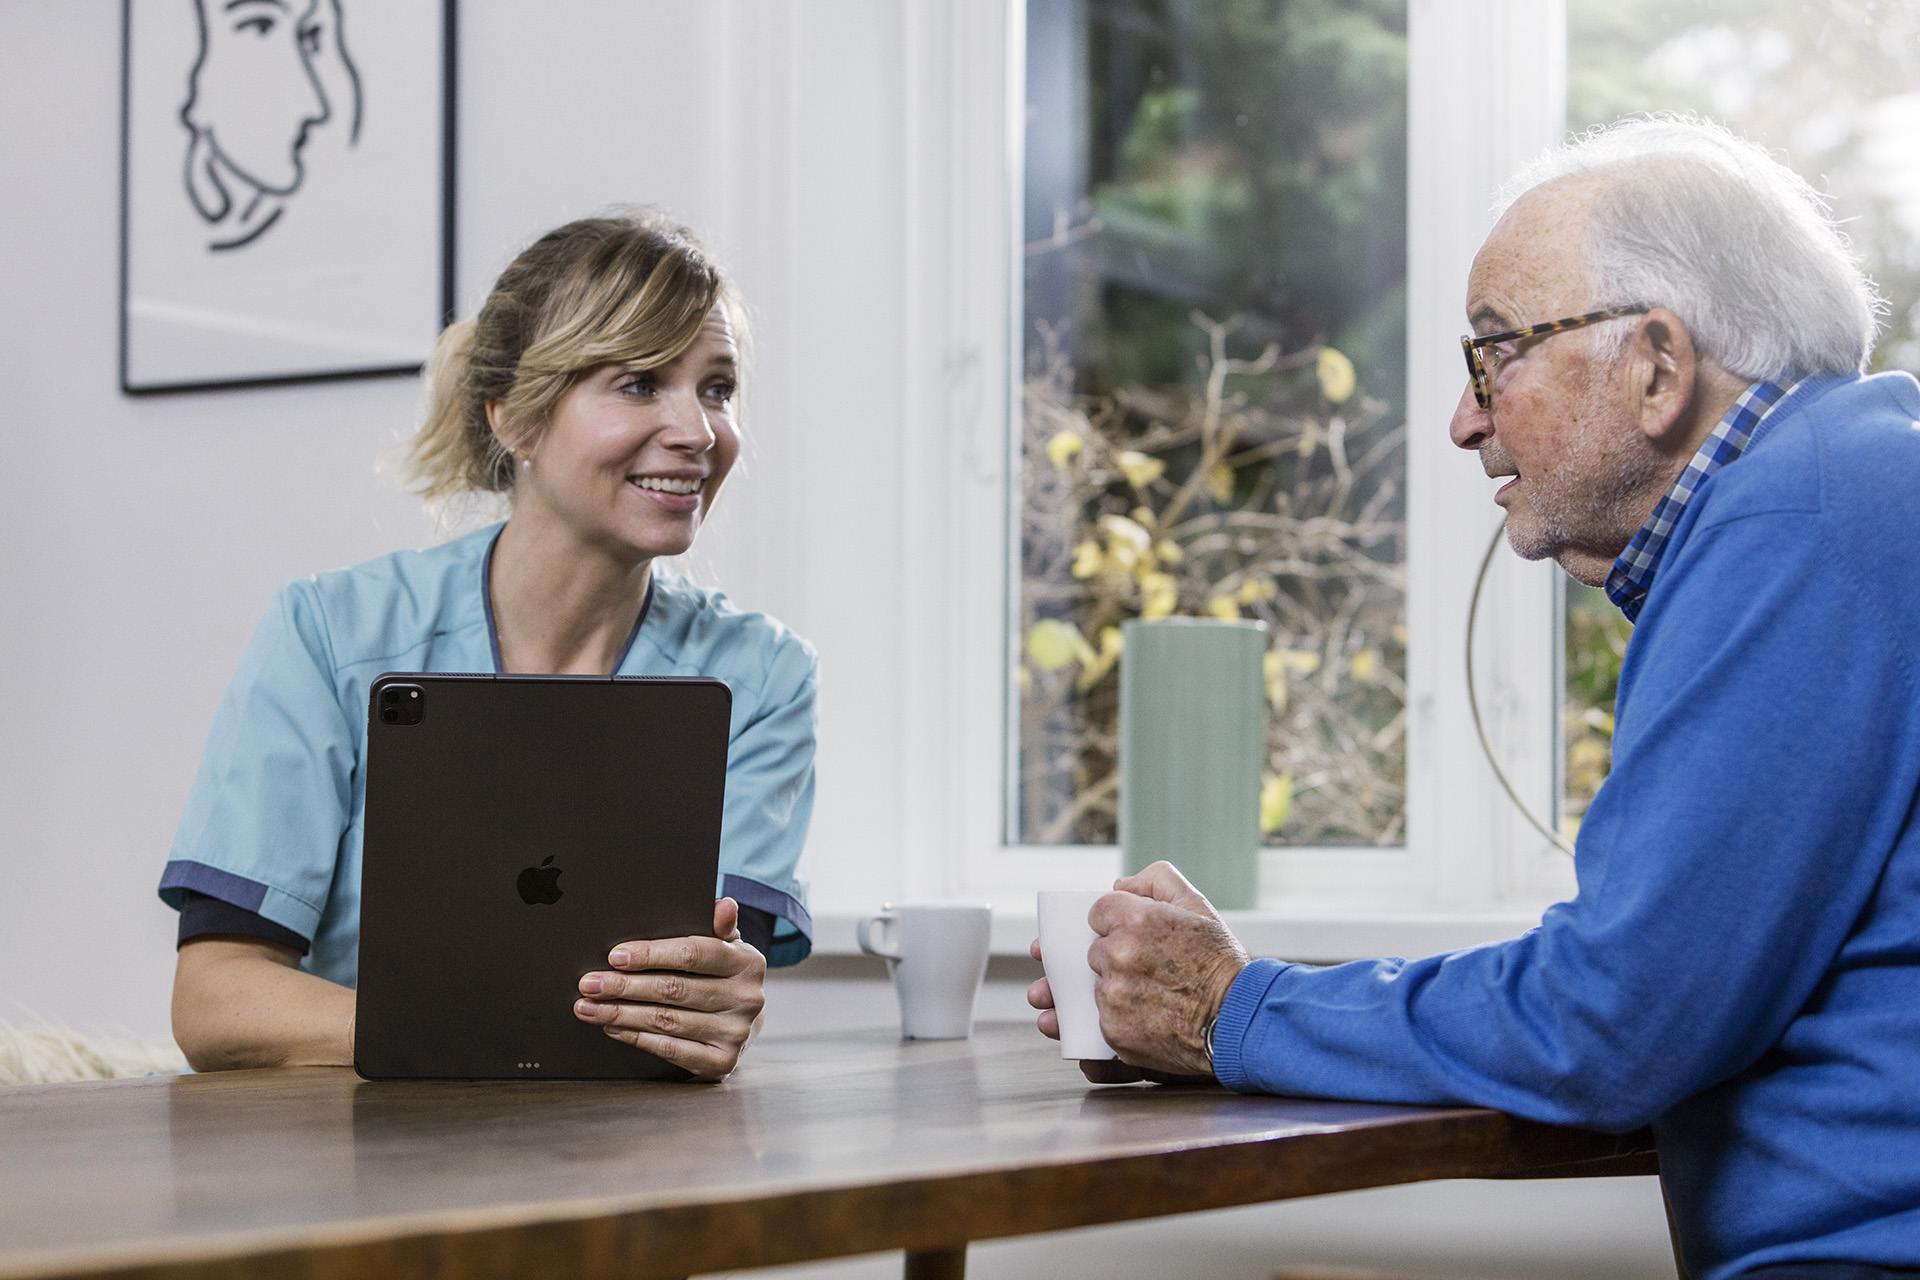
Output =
[{"x1": 400, "y1": 208, "x2": 742, "y2": 511}]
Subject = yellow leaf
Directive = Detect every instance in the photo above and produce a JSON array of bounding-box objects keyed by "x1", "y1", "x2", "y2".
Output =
[
  {"x1": 1208, "y1": 595, "x2": 1240, "y2": 619},
  {"x1": 1154, "y1": 539, "x2": 1183, "y2": 565},
  {"x1": 1115, "y1": 450, "x2": 1166, "y2": 490},
  {"x1": 1070, "y1": 539, "x2": 1104, "y2": 579},
  {"x1": 1100, "y1": 513, "x2": 1152, "y2": 553},
  {"x1": 1282, "y1": 648, "x2": 1321, "y2": 676},
  {"x1": 1297, "y1": 420, "x2": 1319, "y2": 458},
  {"x1": 1262, "y1": 650, "x2": 1290, "y2": 710},
  {"x1": 1236, "y1": 577, "x2": 1275, "y2": 605},
  {"x1": 1027, "y1": 619, "x2": 1092, "y2": 672},
  {"x1": 1046, "y1": 430, "x2": 1083, "y2": 471},
  {"x1": 1075, "y1": 627, "x2": 1126, "y2": 691},
  {"x1": 1569, "y1": 738, "x2": 1611, "y2": 771},
  {"x1": 1317, "y1": 346, "x2": 1357, "y2": 404},
  {"x1": 1349, "y1": 648, "x2": 1380, "y2": 682},
  {"x1": 1139, "y1": 573, "x2": 1178, "y2": 620},
  {"x1": 1130, "y1": 506, "x2": 1157, "y2": 530},
  {"x1": 1260, "y1": 772, "x2": 1294, "y2": 834},
  {"x1": 1206, "y1": 463, "x2": 1235, "y2": 504}
]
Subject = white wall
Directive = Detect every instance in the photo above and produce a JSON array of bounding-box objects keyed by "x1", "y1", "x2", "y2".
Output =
[{"x1": 0, "y1": 5, "x2": 1670, "y2": 1277}]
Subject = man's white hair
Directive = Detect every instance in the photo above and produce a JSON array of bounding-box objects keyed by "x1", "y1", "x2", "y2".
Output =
[{"x1": 1495, "y1": 115, "x2": 1881, "y2": 381}]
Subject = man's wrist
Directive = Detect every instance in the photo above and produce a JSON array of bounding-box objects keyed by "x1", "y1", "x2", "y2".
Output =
[{"x1": 1202, "y1": 954, "x2": 1252, "y2": 1078}]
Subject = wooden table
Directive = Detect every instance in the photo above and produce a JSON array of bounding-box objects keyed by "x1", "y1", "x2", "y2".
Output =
[{"x1": 0, "y1": 1023, "x2": 1653, "y2": 1280}]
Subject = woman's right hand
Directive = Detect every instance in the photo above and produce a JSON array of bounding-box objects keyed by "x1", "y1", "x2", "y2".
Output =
[{"x1": 571, "y1": 897, "x2": 768, "y2": 1080}]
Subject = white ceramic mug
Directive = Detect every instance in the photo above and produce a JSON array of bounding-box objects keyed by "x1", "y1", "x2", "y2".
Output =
[
  {"x1": 1036, "y1": 890, "x2": 1119, "y2": 1060},
  {"x1": 856, "y1": 904, "x2": 993, "y2": 1040}
]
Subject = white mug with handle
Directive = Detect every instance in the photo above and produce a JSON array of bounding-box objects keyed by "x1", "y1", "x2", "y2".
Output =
[{"x1": 856, "y1": 904, "x2": 993, "y2": 1040}]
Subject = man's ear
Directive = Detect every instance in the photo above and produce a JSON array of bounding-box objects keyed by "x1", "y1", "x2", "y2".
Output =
[{"x1": 1629, "y1": 308, "x2": 1699, "y2": 446}]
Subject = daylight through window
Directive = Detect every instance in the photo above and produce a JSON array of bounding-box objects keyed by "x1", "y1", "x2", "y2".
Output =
[{"x1": 1017, "y1": 0, "x2": 1411, "y2": 848}]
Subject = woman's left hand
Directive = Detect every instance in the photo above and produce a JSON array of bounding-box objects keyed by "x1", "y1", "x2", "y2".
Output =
[{"x1": 573, "y1": 897, "x2": 768, "y2": 1080}]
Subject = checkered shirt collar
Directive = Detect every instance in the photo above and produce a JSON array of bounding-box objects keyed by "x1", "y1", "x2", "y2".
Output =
[{"x1": 1604, "y1": 379, "x2": 1794, "y2": 622}]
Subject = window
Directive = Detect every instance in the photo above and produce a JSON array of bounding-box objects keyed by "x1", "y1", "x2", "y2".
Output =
[
  {"x1": 934, "y1": 0, "x2": 1578, "y2": 943},
  {"x1": 793, "y1": 0, "x2": 1581, "y2": 955},
  {"x1": 1017, "y1": 0, "x2": 1410, "y2": 850}
]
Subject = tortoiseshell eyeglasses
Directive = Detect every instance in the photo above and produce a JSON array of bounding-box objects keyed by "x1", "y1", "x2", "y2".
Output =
[{"x1": 1460, "y1": 304, "x2": 1651, "y2": 409}]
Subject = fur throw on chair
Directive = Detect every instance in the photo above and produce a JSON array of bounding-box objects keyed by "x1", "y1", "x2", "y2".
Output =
[{"x1": 0, "y1": 1009, "x2": 186, "y2": 1085}]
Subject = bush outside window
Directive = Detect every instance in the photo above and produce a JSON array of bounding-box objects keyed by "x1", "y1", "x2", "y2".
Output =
[{"x1": 1018, "y1": 0, "x2": 1410, "y2": 848}]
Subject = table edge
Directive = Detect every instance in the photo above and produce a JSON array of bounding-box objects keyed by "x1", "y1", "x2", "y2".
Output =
[{"x1": 0, "y1": 1107, "x2": 1646, "y2": 1280}]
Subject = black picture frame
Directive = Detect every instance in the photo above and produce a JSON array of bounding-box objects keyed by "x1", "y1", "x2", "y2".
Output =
[{"x1": 119, "y1": 0, "x2": 457, "y2": 396}]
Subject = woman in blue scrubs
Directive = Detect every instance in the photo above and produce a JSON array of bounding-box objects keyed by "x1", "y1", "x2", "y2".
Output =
[{"x1": 160, "y1": 211, "x2": 816, "y2": 1077}]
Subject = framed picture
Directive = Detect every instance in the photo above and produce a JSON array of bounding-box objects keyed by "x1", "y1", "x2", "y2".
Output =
[{"x1": 119, "y1": 0, "x2": 456, "y2": 394}]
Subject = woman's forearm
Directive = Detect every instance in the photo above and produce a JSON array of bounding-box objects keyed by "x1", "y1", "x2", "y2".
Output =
[{"x1": 172, "y1": 938, "x2": 356, "y2": 1071}]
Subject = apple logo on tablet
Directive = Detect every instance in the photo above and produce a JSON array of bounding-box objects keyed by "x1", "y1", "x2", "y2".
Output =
[{"x1": 517, "y1": 856, "x2": 563, "y2": 906}]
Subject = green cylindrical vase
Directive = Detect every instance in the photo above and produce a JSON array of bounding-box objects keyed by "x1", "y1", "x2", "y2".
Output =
[{"x1": 1118, "y1": 618, "x2": 1267, "y2": 909}]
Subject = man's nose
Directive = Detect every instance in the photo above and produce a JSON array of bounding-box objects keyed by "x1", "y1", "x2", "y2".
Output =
[{"x1": 1449, "y1": 382, "x2": 1492, "y2": 451}]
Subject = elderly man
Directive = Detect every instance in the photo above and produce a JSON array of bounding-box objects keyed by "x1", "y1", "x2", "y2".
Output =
[{"x1": 1031, "y1": 118, "x2": 1920, "y2": 1280}]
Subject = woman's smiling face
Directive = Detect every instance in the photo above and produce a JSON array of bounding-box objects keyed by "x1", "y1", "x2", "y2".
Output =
[{"x1": 511, "y1": 307, "x2": 741, "y2": 562}]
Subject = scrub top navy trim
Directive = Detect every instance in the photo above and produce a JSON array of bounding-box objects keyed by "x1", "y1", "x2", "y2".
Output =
[
  {"x1": 176, "y1": 889, "x2": 785, "y2": 963},
  {"x1": 176, "y1": 889, "x2": 312, "y2": 955},
  {"x1": 721, "y1": 874, "x2": 813, "y2": 967},
  {"x1": 158, "y1": 522, "x2": 819, "y2": 984},
  {"x1": 160, "y1": 859, "x2": 274, "y2": 914},
  {"x1": 479, "y1": 526, "x2": 656, "y2": 675}
]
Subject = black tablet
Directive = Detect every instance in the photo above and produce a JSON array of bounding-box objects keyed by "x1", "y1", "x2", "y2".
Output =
[{"x1": 354, "y1": 673, "x2": 731, "y2": 1081}]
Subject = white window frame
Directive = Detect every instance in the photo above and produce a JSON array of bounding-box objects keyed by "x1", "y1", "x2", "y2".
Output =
[{"x1": 722, "y1": 0, "x2": 1580, "y2": 959}]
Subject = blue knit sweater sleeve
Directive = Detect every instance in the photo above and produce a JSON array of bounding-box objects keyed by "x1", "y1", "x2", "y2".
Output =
[{"x1": 1213, "y1": 413, "x2": 1920, "y2": 1132}]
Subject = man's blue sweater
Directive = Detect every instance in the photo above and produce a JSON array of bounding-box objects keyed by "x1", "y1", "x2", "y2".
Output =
[{"x1": 1212, "y1": 372, "x2": 1920, "y2": 1279}]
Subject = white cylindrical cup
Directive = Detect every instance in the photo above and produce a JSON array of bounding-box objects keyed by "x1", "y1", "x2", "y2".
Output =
[
  {"x1": 855, "y1": 904, "x2": 992, "y2": 1040},
  {"x1": 1036, "y1": 890, "x2": 1118, "y2": 1060}
]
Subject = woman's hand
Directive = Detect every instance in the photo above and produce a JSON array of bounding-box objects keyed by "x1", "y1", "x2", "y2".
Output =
[{"x1": 573, "y1": 897, "x2": 768, "y2": 1080}]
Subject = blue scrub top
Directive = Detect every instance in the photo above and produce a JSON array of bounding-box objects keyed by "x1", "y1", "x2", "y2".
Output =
[{"x1": 158, "y1": 524, "x2": 818, "y2": 979}]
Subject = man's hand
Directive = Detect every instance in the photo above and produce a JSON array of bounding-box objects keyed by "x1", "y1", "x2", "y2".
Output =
[
  {"x1": 574, "y1": 897, "x2": 768, "y2": 1080},
  {"x1": 1028, "y1": 862, "x2": 1250, "y2": 1084}
]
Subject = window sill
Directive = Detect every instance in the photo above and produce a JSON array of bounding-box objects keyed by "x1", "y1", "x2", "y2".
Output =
[{"x1": 809, "y1": 907, "x2": 1550, "y2": 965}]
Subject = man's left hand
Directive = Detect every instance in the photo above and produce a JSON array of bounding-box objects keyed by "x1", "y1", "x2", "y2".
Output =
[
  {"x1": 1088, "y1": 861, "x2": 1250, "y2": 1080},
  {"x1": 1030, "y1": 861, "x2": 1252, "y2": 1083}
]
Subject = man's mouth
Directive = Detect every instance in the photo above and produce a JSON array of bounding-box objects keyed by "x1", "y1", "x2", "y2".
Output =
[{"x1": 1480, "y1": 449, "x2": 1519, "y2": 504}]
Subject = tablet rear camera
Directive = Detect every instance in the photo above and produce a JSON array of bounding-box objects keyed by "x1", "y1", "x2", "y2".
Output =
[{"x1": 379, "y1": 684, "x2": 425, "y2": 726}]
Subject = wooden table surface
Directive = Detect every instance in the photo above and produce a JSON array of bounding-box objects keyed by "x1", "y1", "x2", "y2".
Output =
[{"x1": 0, "y1": 1022, "x2": 1649, "y2": 1280}]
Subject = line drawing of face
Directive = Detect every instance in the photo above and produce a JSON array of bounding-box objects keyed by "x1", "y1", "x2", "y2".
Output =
[{"x1": 180, "y1": 0, "x2": 362, "y2": 252}]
